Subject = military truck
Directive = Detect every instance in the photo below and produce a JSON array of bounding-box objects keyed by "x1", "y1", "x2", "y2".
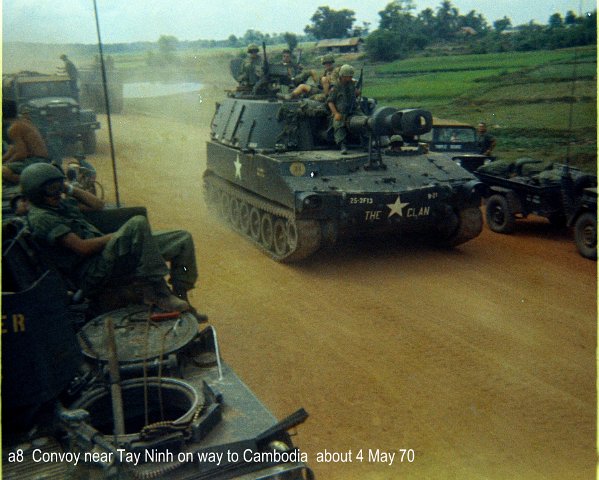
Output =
[
  {"x1": 2, "y1": 72, "x2": 101, "y2": 154},
  {"x1": 2, "y1": 208, "x2": 314, "y2": 480},
  {"x1": 203, "y1": 59, "x2": 483, "y2": 262},
  {"x1": 475, "y1": 159, "x2": 597, "y2": 259},
  {"x1": 419, "y1": 118, "x2": 492, "y2": 172}
]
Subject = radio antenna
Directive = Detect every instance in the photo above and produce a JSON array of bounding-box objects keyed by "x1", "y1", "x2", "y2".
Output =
[{"x1": 92, "y1": 0, "x2": 121, "y2": 206}]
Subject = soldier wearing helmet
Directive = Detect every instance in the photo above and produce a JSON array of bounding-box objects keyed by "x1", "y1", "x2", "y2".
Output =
[
  {"x1": 327, "y1": 64, "x2": 361, "y2": 154},
  {"x1": 2, "y1": 100, "x2": 50, "y2": 184},
  {"x1": 21, "y1": 163, "x2": 205, "y2": 318},
  {"x1": 236, "y1": 44, "x2": 263, "y2": 88},
  {"x1": 277, "y1": 54, "x2": 337, "y2": 101},
  {"x1": 320, "y1": 55, "x2": 339, "y2": 95}
]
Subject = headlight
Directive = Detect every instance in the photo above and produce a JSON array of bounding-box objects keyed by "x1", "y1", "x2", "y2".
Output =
[{"x1": 303, "y1": 195, "x2": 322, "y2": 209}]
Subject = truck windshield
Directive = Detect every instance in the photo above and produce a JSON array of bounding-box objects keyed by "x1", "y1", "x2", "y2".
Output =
[
  {"x1": 19, "y1": 81, "x2": 72, "y2": 99},
  {"x1": 433, "y1": 127, "x2": 476, "y2": 143}
]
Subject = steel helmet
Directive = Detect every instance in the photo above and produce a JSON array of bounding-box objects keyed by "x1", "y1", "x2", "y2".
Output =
[
  {"x1": 321, "y1": 54, "x2": 335, "y2": 64},
  {"x1": 339, "y1": 64, "x2": 354, "y2": 77},
  {"x1": 247, "y1": 44, "x2": 259, "y2": 53},
  {"x1": 20, "y1": 162, "x2": 65, "y2": 205}
]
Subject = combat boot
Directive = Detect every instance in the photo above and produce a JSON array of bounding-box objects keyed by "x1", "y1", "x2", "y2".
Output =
[
  {"x1": 173, "y1": 286, "x2": 209, "y2": 323},
  {"x1": 143, "y1": 280, "x2": 190, "y2": 312}
]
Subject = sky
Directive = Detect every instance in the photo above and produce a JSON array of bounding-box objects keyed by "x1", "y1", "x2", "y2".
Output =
[{"x1": 2, "y1": 0, "x2": 596, "y2": 44}]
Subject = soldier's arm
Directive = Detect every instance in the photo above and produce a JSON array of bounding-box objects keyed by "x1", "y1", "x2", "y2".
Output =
[
  {"x1": 66, "y1": 183, "x2": 105, "y2": 212},
  {"x1": 2, "y1": 124, "x2": 29, "y2": 163},
  {"x1": 59, "y1": 231, "x2": 112, "y2": 257}
]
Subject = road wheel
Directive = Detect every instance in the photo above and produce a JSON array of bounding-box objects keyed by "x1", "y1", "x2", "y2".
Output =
[
  {"x1": 273, "y1": 218, "x2": 288, "y2": 256},
  {"x1": 230, "y1": 198, "x2": 241, "y2": 230},
  {"x1": 574, "y1": 212, "x2": 597, "y2": 260},
  {"x1": 219, "y1": 192, "x2": 231, "y2": 222},
  {"x1": 485, "y1": 194, "x2": 516, "y2": 233},
  {"x1": 249, "y1": 207, "x2": 261, "y2": 241},
  {"x1": 239, "y1": 202, "x2": 251, "y2": 233},
  {"x1": 261, "y1": 213, "x2": 274, "y2": 249},
  {"x1": 286, "y1": 220, "x2": 298, "y2": 252},
  {"x1": 82, "y1": 131, "x2": 97, "y2": 154}
]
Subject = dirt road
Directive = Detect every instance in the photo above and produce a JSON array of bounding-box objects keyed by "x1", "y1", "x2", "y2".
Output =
[{"x1": 88, "y1": 83, "x2": 596, "y2": 479}]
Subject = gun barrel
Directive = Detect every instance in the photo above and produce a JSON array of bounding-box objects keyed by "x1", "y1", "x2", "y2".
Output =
[{"x1": 348, "y1": 107, "x2": 432, "y2": 137}]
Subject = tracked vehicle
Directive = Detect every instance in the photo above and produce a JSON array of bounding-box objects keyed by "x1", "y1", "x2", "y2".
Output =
[
  {"x1": 2, "y1": 209, "x2": 313, "y2": 480},
  {"x1": 204, "y1": 66, "x2": 483, "y2": 262}
]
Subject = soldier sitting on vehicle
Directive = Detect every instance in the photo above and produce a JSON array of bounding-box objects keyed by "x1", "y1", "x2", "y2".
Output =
[
  {"x1": 2, "y1": 101, "x2": 51, "y2": 185},
  {"x1": 20, "y1": 163, "x2": 207, "y2": 320},
  {"x1": 279, "y1": 55, "x2": 338, "y2": 101}
]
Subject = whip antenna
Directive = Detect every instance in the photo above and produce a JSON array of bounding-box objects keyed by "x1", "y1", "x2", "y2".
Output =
[{"x1": 92, "y1": 0, "x2": 121, "y2": 206}]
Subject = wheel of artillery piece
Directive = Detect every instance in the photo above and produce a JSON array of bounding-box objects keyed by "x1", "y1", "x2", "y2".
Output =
[
  {"x1": 249, "y1": 207, "x2": 262, "y2": 241},
  {"x1": 230, "y1": 198, "x2": 241, "y2": 230},
  {"x1": 261, "y1": 213, "x2": 274, "y2": 249},
  {"x1": 273, "y1": 218, "x2": 288, "y2": 256},
  {"x1": 239, "y1": 201, "x2": 251, "y2": 234},
  {"x1": 485, "y1": 194, "x2": 516, "y2": 233},
  {"x1": 574, "y1": 212, "x2": 597, "y2": 260}
]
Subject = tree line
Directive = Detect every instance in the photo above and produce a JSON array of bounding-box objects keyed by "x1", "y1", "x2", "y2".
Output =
[
  {"x1": 67, "y1": 0, "x2": 596, "y2": 65},
  {"x1": 362, "y1": 0, "x2": 597, "y2": 60}
]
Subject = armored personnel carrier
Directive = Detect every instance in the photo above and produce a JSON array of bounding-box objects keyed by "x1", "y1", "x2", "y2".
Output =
[
  {"x1": 2, "y1": 208, "x2": 313, "y2": 480},
  {"x1": 204, "y1": 62, "x2": 483, "y2": 262}
]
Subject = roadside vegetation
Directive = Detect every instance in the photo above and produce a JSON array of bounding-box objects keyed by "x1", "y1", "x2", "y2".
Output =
[{"x1": 113, "y1": 42, "x2": 595, "y2": 172}]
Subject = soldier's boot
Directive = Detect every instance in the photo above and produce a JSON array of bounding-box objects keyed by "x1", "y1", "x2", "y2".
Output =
[
  {"x1": 340, "y1": 143, "x2": 348, "y2": 155},
  {"x1": 173, "y1": 286, "x2": 209, "y2": 323},
  {"x1": 143, "y1": 280, "x2": 190, "y2": 313}
]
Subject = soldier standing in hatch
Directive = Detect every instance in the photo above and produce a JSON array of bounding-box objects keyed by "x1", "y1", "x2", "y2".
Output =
[
  {"x1": 59, "y1": 54, "x2": 80, "y2": 100},
  {"x1": 236, "y1": 44, "x2": 263, "y2": 89},
  {"x1": 476, "y1": 122, "x2": 496, "y2": 156},
  {"x1": 2, "y1": 101, "x2": 51, "y2": 184},
  {"x1": 327, "y1": 64, "x2": 360, "y2": 155},
  {"x1": 281, "y1": 48, "x2": 302, "y2": 78}
]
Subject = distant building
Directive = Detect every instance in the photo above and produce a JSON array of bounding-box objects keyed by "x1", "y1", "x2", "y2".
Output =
[
  {"x1": 459, "y1": 26, "x2": 477, "y2": 36},
  {"x1": 315, "y1": 37, "x2": 364, "y2": 53}
]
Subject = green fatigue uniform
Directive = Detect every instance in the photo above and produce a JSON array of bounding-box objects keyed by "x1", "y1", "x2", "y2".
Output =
[
  {"x1": 27, "y1": 198, "x2": 198, "y2": 296},
  {"x1": 236, "y1": 57, "x2": 263, "y2": 87},
  {"x1": 327, "y1": 81, "x2": 359, "y2": 145},
  {"x1": 476, "y1": 132, "x2": 495, "y2": 155},
  {"x1": 62, "y1": 58, "x2": 79, "y2": 100}
]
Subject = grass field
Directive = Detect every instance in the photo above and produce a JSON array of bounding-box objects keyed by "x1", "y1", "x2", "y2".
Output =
[
  {"x1": 362, "y1": 45, "x2": 596, "y2": 170},
  {"x1": 110, "y1": 43, "x2": 596, "y2": 171}
]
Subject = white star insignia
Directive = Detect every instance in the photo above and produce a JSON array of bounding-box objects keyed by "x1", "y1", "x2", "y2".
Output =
[
  {"x1": 234, "y1": 154, "x2": 242, "y2": 179},
  {"x1": 387, "y1": 195, "x2": 409, "y2": 218}
]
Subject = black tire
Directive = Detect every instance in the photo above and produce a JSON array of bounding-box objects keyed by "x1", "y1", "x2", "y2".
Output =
[
  {"x1": 574, "y1": 212, "x2": 597, "y2": 260},
  {"x1": 485, "y1": 194, "x2": 516, "y2": 233},
  {"x1": 82, "y1": 131, "x2": 97, "y2": 154}
]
